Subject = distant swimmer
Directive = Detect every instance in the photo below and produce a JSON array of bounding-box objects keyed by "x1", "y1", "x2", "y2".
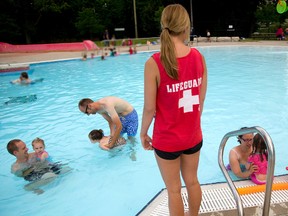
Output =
[
  {"x1": 10, "y1": 71, "x2": 44, "y2": 85},
  {"x1": 10, "y1": 72, "x2": 32, "y2": 84}
]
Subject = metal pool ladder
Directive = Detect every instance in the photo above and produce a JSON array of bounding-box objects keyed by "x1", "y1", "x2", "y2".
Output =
[{"x1": 218, "y1": 126, "x2": 275, "y2": 216}]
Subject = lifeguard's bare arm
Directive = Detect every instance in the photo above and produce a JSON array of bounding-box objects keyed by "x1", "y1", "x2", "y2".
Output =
[
  {"x1": 200, "y1": 55, "x2": 207, "y2": 115},
  {"x1": 140, "y1": 57, "x2": 158, "y2": 150}
]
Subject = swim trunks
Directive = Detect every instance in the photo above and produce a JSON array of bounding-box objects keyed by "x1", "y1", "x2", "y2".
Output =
[
  {"x1": 119, "y1": 109, "x2": 138, "y2": 136},
  {"x1": 24, "y1": 162, "x2": 62, "y2": 182},
  {"x1": 154, "y1": 141, "x2": 203, "y2": 160}
]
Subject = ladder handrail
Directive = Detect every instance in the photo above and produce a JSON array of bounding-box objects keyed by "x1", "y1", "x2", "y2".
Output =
[{"x1": 218, "y1": 126, "x2": 275, "y2": 216}]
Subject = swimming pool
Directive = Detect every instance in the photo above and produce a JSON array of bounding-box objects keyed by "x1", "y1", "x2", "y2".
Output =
[{"x1": 0, "y1": 45, "x2": 288, "y2": 216}]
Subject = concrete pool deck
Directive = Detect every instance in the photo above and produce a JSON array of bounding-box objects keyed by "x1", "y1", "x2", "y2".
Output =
[{"x1": 0, "y1": 40, "x2": 287, "y2": 65}]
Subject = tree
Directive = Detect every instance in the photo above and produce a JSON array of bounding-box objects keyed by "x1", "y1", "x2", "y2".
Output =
[
  {"x1": 255, "y1": 1, "x2": 288, "y2": 33},
  {"x1": 75, "y1": 8, "x2": 104, "y2": 40},
  {"x1": 0, "y1": 0, "x2": 273, "y2": 44}
]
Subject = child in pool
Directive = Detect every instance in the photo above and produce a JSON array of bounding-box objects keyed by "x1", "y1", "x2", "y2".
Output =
[
  {"x1": 32, "y1": 137, "x2": 51, "y2": 162},
  {"x1": 248, "y1": 133, "x2": 269, "y2": 185},
  {"x1": 11, "y1": 72, "x2": 32, "y2": 84},
  {"x1": 88, "y1": 129, "x2": 126, "y2": 150}
]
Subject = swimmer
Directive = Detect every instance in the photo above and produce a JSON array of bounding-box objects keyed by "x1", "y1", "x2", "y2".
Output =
[
  {"x1": 10, "y1": 72, "x2": 32, "y2": 84},
  {"x1": 82, "y1": 53, "x2": 87, "y2": 61},
  {"x1": 32, "y1": 137, "x2": 52, "y2": 162},
  {"x1": 78, "y1": 96, "x2": 138, "y2": 149},
  {"x1": 7, "y1": 139, "x2": 69, "y2": 194},
  {"x1": 227, "y1": 127, "x2": 258, "y2": 179},
  {"x1": 7, "y1": 139, "x2": 59, "y2": 180},
  {"x1": 88, "y1": 129, "x2": 126, "y2": 150}
]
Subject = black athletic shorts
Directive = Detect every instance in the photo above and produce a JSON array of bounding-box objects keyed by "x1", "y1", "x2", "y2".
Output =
[{"x1": 154, "y1": 140, "x2": 203, "y2": 160}]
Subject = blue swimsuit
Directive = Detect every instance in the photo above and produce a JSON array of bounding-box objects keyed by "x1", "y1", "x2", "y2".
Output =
[{"x1": 119, "y1": 109, "x2": 138, "y2": 136}]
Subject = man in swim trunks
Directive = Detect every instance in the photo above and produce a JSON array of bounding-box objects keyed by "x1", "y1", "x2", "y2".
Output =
[{"x1": 78, "y1": 96, "x2": 138, "y2": 149}]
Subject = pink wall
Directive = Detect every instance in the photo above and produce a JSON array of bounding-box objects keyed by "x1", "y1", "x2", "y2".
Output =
[{"x1": 0, "y1": 40, "x2": 99, "y2": 53}]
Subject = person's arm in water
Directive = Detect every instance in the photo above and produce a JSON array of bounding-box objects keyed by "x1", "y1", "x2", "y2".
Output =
[
  {"x1": 40, "y1": 151, "x2": 49, "y2": 161},
  {"x1": 101, "y1": 105, "x2": 122, "y2": 149},
  {"x1": 229, "y1": 149, "x2": 258, "y2": 178},
  {"x1": 116, "y1": 137, "x2": 126, "y2": 145},
  {"x1": 12, "y1": 163, "x2": 34, "y2": 177},
  {"x1": 10, "y1": 78, "x2": 21, "y2": 84}
]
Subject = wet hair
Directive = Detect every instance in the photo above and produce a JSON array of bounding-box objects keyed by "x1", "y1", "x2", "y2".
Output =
[
  {"x1": 7, "y1": 139, "x2": 22, "y2": 155},
  {"x1": 252, "y1": 133, "x2": 268, "y2": 162},
  {"x1": 160, "y1": 4, "x2": 190, "y2": 80},
  {"x1": 237, "y1": 127, "x2": 249, "y2": 143},
  {"x1": 89, "y1": 129, "x2": 104, "y2": 141},
  {"x1": 32, "y1": 137, "x2": 45, "y2": 148},
  {"x1": 78, "y1": 98, "x2": 93, "y2": 109},
  {"x1": 21, "y1": 72, "x2": 29, "y2": 79}
]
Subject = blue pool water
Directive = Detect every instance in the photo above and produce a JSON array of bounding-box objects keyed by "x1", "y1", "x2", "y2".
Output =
[{"x1": 0, "y1": 46, "x2": 288, "y2": 216}]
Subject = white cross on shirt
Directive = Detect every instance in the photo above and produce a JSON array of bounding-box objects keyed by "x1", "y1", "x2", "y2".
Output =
[{"x1": 179, "y1": 89, "x2": 199, "y2": 113}]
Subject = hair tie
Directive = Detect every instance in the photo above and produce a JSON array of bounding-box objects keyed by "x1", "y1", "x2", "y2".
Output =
[{"x1": 163, "y1": 27, "x2": 171, "y2": 33}]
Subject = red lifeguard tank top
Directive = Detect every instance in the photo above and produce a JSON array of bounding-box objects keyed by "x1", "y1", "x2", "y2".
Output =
[{"x1": 152, "y1": 48, "x2": 204, "y2": 152}]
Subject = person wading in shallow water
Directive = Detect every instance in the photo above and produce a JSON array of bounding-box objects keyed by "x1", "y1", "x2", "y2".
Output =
[{"x1": 78, "y1": 96, "x2": 138, "y2": 149}]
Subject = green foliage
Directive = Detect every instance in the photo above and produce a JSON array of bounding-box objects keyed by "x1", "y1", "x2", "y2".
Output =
[
  {"x1": 33, "y1": 0, "x2": 71, "y2": 13},
  {"x1": 0, "y1": 0, "x2": 272, "y2": 44},
  {"x1": 0, "y1": 14, "x2": 21, "y2": 42},
  {"x1": 75, "y1": 8, "x2": 104, "y2": 38},
  {"x1": 154, "y1": 6, "x2": 164, "y2": 32},
  {"x1": 255, "y1": 3, "x2": 279, "y2": 26},
  {"x1": 255, "y1": 1, "x2": 288, "y2": 33}
]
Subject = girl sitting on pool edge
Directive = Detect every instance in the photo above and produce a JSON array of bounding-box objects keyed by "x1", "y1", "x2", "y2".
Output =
[{"x1": 88, "y1": 129, "x2": 126, "y2": 150}]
